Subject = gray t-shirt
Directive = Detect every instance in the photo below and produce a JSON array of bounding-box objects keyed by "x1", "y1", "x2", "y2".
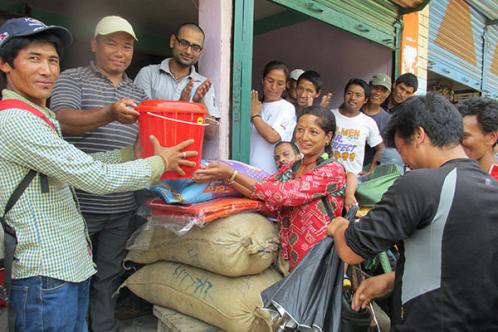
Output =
[
  {"x1": 50, "y1": 63, "x2": 148, "y2": 214},
  {"x1": 363, "y1": 108, "x2": 392, "y2": 167}
]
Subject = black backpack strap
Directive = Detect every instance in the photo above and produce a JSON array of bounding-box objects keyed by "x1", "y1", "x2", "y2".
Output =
[
  {"x1": 39, "y1": 173, "x2": 49, "y2": 193},
  {"x1": 1, "y1": 169, "x2": 37, "y2": 238},
  {"x1": 321, "y1": 196, "x2": 335, "y2": 221},
  {"x1": 318, "y1": 157, "x2": 345, "y2": 221}
]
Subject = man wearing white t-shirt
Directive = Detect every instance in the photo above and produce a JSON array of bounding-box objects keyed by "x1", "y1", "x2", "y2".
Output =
[{"x1": 331, "y1": 79, "x2": 384, "y2": 175}]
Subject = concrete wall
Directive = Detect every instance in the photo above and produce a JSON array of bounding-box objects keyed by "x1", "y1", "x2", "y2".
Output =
[
  {"x1": 199, "y1": 0, "x2": 232, "y2": 159},
  {"x1": 253, "y1": 19, "x2": 393, "y2": 108}
]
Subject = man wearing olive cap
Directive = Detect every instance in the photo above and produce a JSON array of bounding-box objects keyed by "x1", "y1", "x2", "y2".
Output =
[{"x1": 361, "y1": 73, "x2": 395, "y2": 173}]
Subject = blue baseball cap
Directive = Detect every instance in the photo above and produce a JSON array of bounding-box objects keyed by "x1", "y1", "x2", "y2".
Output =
[{"x1": 0, "y1": 17, "x2": 72, "y2": 49}]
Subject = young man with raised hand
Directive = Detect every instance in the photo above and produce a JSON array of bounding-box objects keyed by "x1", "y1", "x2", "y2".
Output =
[{"x1": 294, "y1": 70, "x2": 332, "y2": 118}]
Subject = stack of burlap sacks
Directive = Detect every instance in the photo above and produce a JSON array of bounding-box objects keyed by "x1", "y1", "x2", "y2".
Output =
[{"x1": 121, "y1": 212, "x2": 282, "y2": 332}]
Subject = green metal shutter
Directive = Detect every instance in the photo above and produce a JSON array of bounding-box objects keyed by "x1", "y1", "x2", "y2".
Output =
[
  {"x1": 482, "y1": 25, "x2": 498, "y2": 99},
  {"x1": 271, "y1": 0, "x2": 399, "y2": 49},
  {"x1": 428, "y1": 0, "x2": 485, "y2": 91}
]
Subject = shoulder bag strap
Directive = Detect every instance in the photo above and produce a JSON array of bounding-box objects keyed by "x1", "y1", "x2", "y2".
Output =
[{"x1": 1, "y1": 170, "x2": 38, "y2": 238}]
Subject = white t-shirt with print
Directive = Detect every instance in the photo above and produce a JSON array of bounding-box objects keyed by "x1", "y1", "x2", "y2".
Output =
[
  {"x1": 331, "y1": 108, "x2": 383, "y2": 174},
  {"x1": 250, "y1": 99, "x2": 296, "y2": 173}
]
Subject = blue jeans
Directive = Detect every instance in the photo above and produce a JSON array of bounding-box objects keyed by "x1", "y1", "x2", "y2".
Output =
[
  {"x1": 379, "y1": 148, "x2": 405, "y2": 174},
  {"x1": 10, "y1": 276, "x2": 90, "y2": 332}
]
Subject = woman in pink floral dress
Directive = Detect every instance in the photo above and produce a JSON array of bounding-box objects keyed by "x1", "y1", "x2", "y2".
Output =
[{"x1": 193, "y1": 106, "x2": 346, "y2": 271}]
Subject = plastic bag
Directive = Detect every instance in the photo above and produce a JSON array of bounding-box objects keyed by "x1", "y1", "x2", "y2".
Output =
[
  {"x1": 147, "y1": 160, "x2": 269, "y2": 204},
  {"x1": 261, "y1": 206, "x2": 358, "y2": 332},
  {"x1": 261, "y1": 237, "x2": 343, "y2": 332},
  {"x1": 134, "y1": 197, "x2": 270, "y2": 235}
]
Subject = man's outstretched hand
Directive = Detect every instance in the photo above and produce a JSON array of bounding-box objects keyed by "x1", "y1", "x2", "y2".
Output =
[{"x1": 150, "y1": 136, "x2": 198, "y2": 176}]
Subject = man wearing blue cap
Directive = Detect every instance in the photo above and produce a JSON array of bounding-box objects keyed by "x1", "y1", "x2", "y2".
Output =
[{"x1": 0, "y1": 17, "x2": 197, "y2": 331}]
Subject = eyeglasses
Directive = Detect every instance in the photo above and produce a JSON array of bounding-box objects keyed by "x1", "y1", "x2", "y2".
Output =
[{"x1": 174, "y1": 35, "x2": 203, "y2": 53}]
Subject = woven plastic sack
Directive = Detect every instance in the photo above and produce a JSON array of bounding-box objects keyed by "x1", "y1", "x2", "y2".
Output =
[
  {"x1": 126, "y1": 212, "x2": 279, "y2": 277},
  {"x1": 356, "y1": 164, "x2": 402, "y2": 208},
  {"x1": 121, "y1": 261, "x2": 282, "y2": 332}
]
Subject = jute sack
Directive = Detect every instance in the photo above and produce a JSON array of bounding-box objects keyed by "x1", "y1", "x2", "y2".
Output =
[
  {"x1": 121, "y1": 261, "x2": 282, "y2": 332},
  {"x1": 125, "y1": 213, "x2": 279, "y2": 277}
]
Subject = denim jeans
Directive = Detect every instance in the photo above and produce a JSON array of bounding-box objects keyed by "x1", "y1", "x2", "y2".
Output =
[
  {"x1": 379, "y1": 148, "x2": 405, "y2": 174},
  {"x1": 10, "y1": 276, "x2": 90, "y2": 332}
]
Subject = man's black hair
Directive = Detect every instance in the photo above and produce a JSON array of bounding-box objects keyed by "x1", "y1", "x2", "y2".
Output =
[
  {"x1": 297, "y1": 70, "x2": 323, "y2": 93},
  {"x1": 0, "y1": 30, "x2": 64, "y2": 83},
  {"x1": 395, "y1": 73, "x2": 418, "y2": 92},
  {"x1": 175, "y1": 23, "x2": 205, "y2": 40},
  {"x1": 457, "y1": 97, "x2": 498, "y2": 147},
  {"x1": 384, "y1": 93, "x2": 463, "y2": 148},
  {"x1": 274, "y1": 141, "x2": 300, "y2": 155},
  {"x1": 344, "y1": 78, "x2": 370, "y2": 100}
]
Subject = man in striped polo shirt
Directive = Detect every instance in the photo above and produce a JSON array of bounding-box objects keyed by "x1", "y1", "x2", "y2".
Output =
[{"x1": 50, "y1": 16, "x2": 147, "y2": 332}]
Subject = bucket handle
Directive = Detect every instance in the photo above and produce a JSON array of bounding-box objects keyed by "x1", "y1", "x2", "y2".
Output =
[{"x1": 146, "y1": 112, "x2": 210, "y2": 126}]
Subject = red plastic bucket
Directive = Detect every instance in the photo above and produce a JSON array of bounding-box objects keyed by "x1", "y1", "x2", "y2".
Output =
[{"x1": 137, "y1": 100, "x2": 208, "y2": 179}]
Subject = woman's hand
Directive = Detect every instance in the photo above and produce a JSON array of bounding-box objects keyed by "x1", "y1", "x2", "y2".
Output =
[
  {"x1": 251, "y1": 90, "x2": 262, "y2": 117},
  {"x1": 192, "y1": 162, "x2": 235, "y2": 183}
]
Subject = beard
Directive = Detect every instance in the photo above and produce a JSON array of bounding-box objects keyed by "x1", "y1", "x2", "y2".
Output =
[{"x1": 173, "y1": 51, "x2": 197, "y2": 68}]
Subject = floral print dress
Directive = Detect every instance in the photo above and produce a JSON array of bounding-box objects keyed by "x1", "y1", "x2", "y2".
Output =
[{"x1": 252, "y1": 159, "x2": 346, "y2": 270}]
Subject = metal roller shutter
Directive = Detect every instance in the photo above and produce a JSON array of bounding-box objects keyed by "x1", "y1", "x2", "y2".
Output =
[
  {"x1": 271, "y1": 0, "x2": 400, "y2": 49},
  {"x1": 482, "y1": 25, "x2": 498, "y2": 99},
  {"x1": 428, "y1": 0, "x2": 486, "y2": 90}
]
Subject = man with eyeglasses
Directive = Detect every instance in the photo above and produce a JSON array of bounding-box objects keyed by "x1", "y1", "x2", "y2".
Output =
[{"x1": 134, "y1": 22, "x2": 220, "y2": 140}]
